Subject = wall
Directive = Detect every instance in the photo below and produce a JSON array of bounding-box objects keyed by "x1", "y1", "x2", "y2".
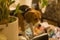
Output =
[
  {"x1": 15, "y1": 0, "x2": 32, "y2": 8},
  {"x1": 9, "y1": 0, "x2": 32, "y2": 10}
]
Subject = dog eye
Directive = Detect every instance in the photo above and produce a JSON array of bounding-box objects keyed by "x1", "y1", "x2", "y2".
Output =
[
  {"x1": 34, "y1": 18, "x2": 41, "y2": 21},
  {"x1": 34, "y1": 18, "x2": 38, "y2": 20}
]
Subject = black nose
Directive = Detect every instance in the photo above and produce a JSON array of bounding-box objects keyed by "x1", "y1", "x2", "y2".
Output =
[{"x1": 38, "y1": 24, "x2": 41, "y2": 27}]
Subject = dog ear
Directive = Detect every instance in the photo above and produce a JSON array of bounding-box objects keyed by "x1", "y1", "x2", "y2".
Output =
[{"x1": 24, "y1": 11, "x2": 34, "y2": 23}]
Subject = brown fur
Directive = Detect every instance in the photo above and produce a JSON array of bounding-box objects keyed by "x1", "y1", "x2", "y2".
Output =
[{"x1": 18, "y1": 9, "x2": 41, "y2": 36}]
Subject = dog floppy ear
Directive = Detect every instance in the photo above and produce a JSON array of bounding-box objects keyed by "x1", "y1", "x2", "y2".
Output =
[{"x1": 24, "y1": 11, "x2": 35, "y2": 23}]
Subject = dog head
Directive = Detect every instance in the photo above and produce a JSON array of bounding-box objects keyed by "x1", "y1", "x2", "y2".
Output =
[{"x1": 24, "y1": 9, "x2": 41, "y2": 25}]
